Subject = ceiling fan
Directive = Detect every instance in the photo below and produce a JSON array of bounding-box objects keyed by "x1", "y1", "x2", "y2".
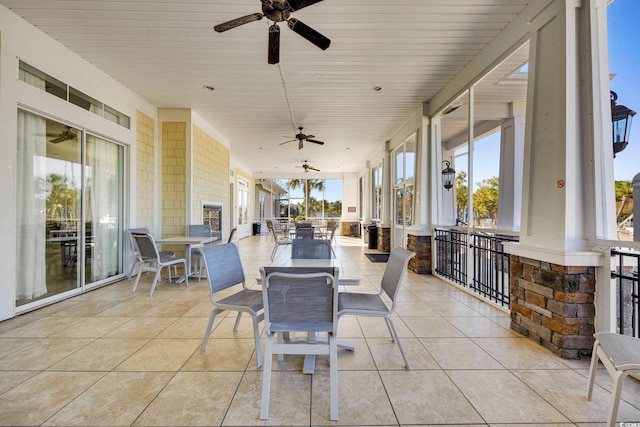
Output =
[
  {"x1": 297, "y1": 160, "x2": 320, "y2": 173},
  {"x1": 280, "y1": 127, "x2": 325, "y2": 149},
  {"x1": 213, "y1": 0, "x2": 331, "y2": 64},
  {"x1": 47, "y1": 126, "x2": 77, "y2": 143}
]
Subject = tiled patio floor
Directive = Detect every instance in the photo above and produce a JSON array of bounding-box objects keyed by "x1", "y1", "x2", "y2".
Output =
[{"x1": 1, "y1": 234, "x2": 639, "y2": 426}]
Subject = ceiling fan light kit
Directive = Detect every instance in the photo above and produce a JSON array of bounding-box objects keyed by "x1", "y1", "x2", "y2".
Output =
[{"x1": 213, "y1": 0, "x2": 330, "y2": 64}]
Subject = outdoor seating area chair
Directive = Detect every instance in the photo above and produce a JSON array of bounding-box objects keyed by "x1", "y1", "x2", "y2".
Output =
[
  {"x1": 294, "y1": 227, "x2": 315, "y2": 239},
  {"x1": 259, "y1": 268, "x2": 339, "y2": 421},
  {"x1": 130, "y1": 230, "x2": 188, "y2": 296},
  {"x1": 586, "y1": 332, "x2": 640, "y2": 427},
  {"x1": 265, "y1": 219, "x2": 275, "y2": 241},
  {"x1": 268, "y1": 222, "x2": 292, "y2": 261},
  {"x1": 188, "y1": 224, "x2": 212, "y2": 280},
  {"x1": 291, "y1": 238, "x2": 332, "y2": 259},
  {"x1": 337, "y1": 247, "x2": 415, "y2": 369},
  {"x1": 227, "y1": 227, "x2": 238, "y2": 245},
  {"x1": 199, "y1": 243, "x2": 264, "y2": 368},
  {"x1": 127, "y1": 228, "x2": 176, "y2": 280},
  {"x1": 320, "y1": 222, "x2": 338, "y2": 257}
]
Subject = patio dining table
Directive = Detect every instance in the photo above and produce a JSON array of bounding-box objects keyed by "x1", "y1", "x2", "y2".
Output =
[{"x1": 156, "y1": 235, "x2": 219, "y2": 284}]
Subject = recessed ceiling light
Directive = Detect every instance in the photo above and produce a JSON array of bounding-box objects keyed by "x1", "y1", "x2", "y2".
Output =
[
  {"x1": 373, "y1": 86, "x2": 382, "y2": 91},
  {"x1": 346, "y1": 147, "x2": 350, "y2": 150},
  {"x1": 203, "y1": 85, "x2": 215, "y2": 91}
]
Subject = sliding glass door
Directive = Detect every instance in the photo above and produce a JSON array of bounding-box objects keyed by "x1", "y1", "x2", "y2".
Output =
[{"x1": 16, "y1": 110, "x2": 124, "y2": 307}]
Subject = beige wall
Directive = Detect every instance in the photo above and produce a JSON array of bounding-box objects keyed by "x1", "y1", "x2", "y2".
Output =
[
  {"x1": 135, "y1": 111, "x2": 156, "y2": 228},
  {"x1": 161, "y1": 122, "x2": 187, "y2": 237},
  {"x1": 192, "y1": 125, "x2": 230, "y2": 229}
]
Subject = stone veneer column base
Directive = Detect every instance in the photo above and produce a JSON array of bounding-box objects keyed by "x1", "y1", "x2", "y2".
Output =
[
  {"x1": 407, "y1": 234, "x2": 432, "y2": 274},
  {"x1": 510, "y1": 256, "x2": 596, "y2": 359},
  {"x1": 378, "y1": 227, "x2": 391, "y2": 253}
]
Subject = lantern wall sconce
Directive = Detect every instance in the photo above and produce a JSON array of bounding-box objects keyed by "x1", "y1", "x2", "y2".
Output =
[
  {"x1": 442, "y1": 160, "x2": 456, "y2": 190},
  {"x1": 611, "y1": 90, "x2": 636, "y2": 156}
]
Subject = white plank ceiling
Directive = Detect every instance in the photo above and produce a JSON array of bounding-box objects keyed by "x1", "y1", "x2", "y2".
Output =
[{"x1": 1, "y1": 0, "x2": 530, "y2": 176}]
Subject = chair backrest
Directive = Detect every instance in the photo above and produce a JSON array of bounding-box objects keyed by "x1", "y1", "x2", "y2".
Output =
[
  {"x1": 131, "y1": 231, "x2": 160, "y2": 261},
  {"x1": 328, "y1": 223, "x2": 338, "y2": 239},
  {"x1": 296, "y1": 221, "x2": 312, "y2": 228},
  {"x1": 380, "y1": 247, "x2": 416, "y2": 303},
  {"x1": 265, "y1": 219, "x2": 274, "y2": 232},
  {"x1": 188, "y1": 224, "x2": 212, "y2": 238},
  {"x1": 261, "y1": 266, "x2": 339, "y2": 334},
  {"x1": 199, "y1": 243, "x2": 245, "y2": 295},
  {"x1": 127, "y1": 228, "x2": 150, "y2": 255},
  {"x1": 295, "y1": 227, "x2": 314, "y2": 239},
  {"x1": 291, "y1": 238, "x2": 332, "y2": 259},
  {"x1": 227, "y1": 227, "x2": 238, "y2": 244}
]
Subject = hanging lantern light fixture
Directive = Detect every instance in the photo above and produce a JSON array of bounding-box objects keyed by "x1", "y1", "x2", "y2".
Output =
[
  {"x1": 441, "y1": 160, "x2": 456, "y2": 190},
  {"x1": 611, "y1": 90, "x2": 636, "y2": 156}
]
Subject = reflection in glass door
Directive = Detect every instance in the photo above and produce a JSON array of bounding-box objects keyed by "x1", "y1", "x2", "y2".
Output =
[
  {"x1": 85, "y1": 134, "x2": 124, "y2": 284},
  {"x1": 16, "y1": 110, "x2": 124, "y2": 307},
  {"x1": 393, "y1": 134, "x2": 416, "y2": 248}
]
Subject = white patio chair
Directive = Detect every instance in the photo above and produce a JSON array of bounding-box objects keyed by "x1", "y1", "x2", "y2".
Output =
[
  {"x1": 130, "y1": 231, "x2": 188, "y2": 296},
  {"x1": 259, "y1": 268, "x2": 339, "y2": 421},
  {"x1": 337, "y1": 247, "x2": 415, "y2": 369},
  {"x1": 127, "y1": 228, "x2": 176, "y2": 280},
  {"x1": 586, "y1": 332, "x2": 640, "y2": 427},
  {"x1": 199, "y1": 243, "x2": 264, "y2": 368}
]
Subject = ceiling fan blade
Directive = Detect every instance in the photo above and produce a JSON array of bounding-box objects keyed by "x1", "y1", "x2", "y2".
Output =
[
  {"x1": 298, "y1": 139, "x2": 304, "y2": 150},
  {"x1": 309, "y1": 166, "x2": 320, "y2": 171},
  {"x1": 279, "y1": 138, "x2": 296, "y2": 145},
  {"x1": 307, "y1": 139, "x2": 324, "y2": 145},
  {"x1": 214, "y1": 13, "x2": 263, "y2": 32},
  {"x1": 287, "y1": 18, "x2": 330, "y2": 50},
  {"x1": 268, "y1": 24, "x2": 281, "y2": 64},
  {"x1": 288, "y1": 0, "x2": 324, "y2": 11},
  {"x1": 49, "y1": 136, "x2": 65, "y2": 143}
]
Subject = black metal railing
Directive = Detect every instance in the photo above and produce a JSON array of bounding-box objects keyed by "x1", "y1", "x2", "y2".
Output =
[
  {"x1": 470, "y1": 233, "x2": 518, "y2": 307},
  {"x1": 434, "y1": 228, "x2": 467, "y2": 286},
  {"x1": 611, "y1": 248, "x2": 640, "y2": 337},
  {"x1": 435, "y1": 228, "x2": 518, "y2": 307}
]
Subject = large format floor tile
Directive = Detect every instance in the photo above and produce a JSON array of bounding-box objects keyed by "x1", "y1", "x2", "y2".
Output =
[{"x1": 0, "y1": 235, "x2": 637, "y2": 427}]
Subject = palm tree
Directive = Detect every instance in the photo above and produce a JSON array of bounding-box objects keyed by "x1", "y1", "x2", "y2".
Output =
[{"x1": 288, "y1": 179, "x2": 325, "y2": 219}]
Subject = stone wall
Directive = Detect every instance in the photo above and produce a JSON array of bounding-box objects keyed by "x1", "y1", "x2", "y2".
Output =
[
  {"x1": 341, "y1": 221, "x2": 360, "y2": 237},
  {"x1": 510, "y1": 256, "x2": 596, "y2": 359},
  {"x1": 378, "y1": 226, "x2": 391, "y2": 253},
  {"x1": 407, "y1": 234, "x2": 432, "y2": 274}
]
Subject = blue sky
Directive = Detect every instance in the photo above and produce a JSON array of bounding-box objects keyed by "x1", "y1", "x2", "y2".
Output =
[
  {"x1": 609, "y1": 0, "x2": 639, "y2": 181},
  {"x1": 459, "y1": 0, "x2": 640, "y2": 188}
]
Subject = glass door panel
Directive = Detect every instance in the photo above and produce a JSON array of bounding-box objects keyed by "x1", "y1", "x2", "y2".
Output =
[
  {"x1": 405, "y1": 185, "x2": 414, "y2": 226},
  {"x1": 85, "y1": 134, "x2": 124, "y2": 284},
  {"x1": 17, "y1": 110, "x2": 125, "y2": 307},
  {"x1": 17, "y1": 111, "x2": 82, "y2": 305},
  {"x1": 395, "y1": 188, "x2": 404, "y2": 225}
]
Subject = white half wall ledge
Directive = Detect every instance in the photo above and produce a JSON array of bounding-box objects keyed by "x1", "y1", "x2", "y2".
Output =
[{"x1": 503, "y1": 242, "x2": 605, "y2": 267}]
